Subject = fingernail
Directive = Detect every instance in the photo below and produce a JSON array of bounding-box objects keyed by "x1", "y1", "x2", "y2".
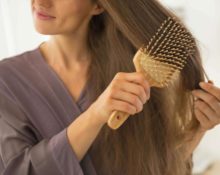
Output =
[
  {"x1": 192, "y1": 90, "x2": 196, "y2": 95},
  {"x1": 194, "y1": 97, "x2": 198, "y2": 101},
  {"x1": 208, "y1": 80, "x2": 214, "y2": 85},
  {"x1": 145, "y1": 80, "x2": 149, "y2": 87},
  {"x1": 199, "y1": 82, "x2": 213, "y2": 88},
  {"x1": 199, "y1": 82, "x2": 206, "y2": 87},
  {"x1": 199, "y1": 82, "x2": 209, "y2": 89}
]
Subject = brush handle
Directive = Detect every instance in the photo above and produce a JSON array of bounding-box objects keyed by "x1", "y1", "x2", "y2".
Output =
[
  {"x1": 107, "y1": 50, "x2": 147, "y2": 130},
  {"x1": 107, "y1": 111, "x2": 129, "y2": 130}
]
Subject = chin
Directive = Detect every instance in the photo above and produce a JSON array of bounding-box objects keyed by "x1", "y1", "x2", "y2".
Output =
[
  {"x1": 32, "y1": 15, "x2": 60, "y2": 35},
  {"x1": 34, "y1": 23, "x2": 59, "y2": 35}
]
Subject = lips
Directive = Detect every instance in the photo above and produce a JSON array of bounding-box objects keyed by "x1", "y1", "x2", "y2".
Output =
[{"x1": 34, "y1": 8, "x2": 56, "y2": 20}]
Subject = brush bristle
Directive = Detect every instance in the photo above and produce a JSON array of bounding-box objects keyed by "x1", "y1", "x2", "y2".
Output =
[{"x1": 138, "y1": 17, "x2": 196, "y2": 87}]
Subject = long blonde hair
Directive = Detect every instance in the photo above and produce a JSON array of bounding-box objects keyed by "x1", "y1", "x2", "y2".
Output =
[{"x1": 86, "y1": 0, "x2": 205, "y2": 174}]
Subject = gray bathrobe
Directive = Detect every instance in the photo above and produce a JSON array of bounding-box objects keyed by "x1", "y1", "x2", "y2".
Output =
[{"x1": 0, "y1": 48, "x2": 97, "y2": 175}]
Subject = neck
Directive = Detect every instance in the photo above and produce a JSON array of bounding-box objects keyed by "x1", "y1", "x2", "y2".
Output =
[{"x1": 41, "y1": 31, "x2": 91, "y2": 71}]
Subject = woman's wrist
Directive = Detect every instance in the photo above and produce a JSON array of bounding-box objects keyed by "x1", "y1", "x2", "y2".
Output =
[
  {"x1": 196, "y1": 126, "x2": 207, "y2": 136},
  {"x1": 183, "y1": 127, "x2": 206, "y2": 161},
  {"x1": 86, "y1": 104, "x2": 106, "y2": 128},
  {"x1": 67, "y1": 106, "x2": 106, "y2": 161}
]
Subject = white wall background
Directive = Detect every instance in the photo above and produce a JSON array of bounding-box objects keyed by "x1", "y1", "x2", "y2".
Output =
[
  {"x1": 0, "y1": 0, "x2": 47, "y2": 59},
  {"x1": 0, "y1": 0, "x2": 220, "y2": 174}
]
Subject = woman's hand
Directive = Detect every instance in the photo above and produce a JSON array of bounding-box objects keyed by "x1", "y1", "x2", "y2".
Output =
[
  {"x1": 89, "y1": 72, "x2": 150, "y2": 125},
  {"x1": 67, "y1": 72, "x2": 150, "y2": 161},
  {"x1": 181, "y1": 82, "x2": 220, "y2": 161},
  {"x1": 192, "y1": 82, "x2": 220, "y2": 132}
]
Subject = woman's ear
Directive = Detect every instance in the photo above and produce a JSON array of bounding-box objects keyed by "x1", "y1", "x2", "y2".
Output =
[{"x1": 91, "y1": 3, "x2": 104, "y2": 16}]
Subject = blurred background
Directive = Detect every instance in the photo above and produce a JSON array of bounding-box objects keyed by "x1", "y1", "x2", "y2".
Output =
[
  {"x1": 161, "y1": 1, "x2": 220, "y2": 175},
  {"x1": 0, "y1": 0, "x2": 219, "y2": 174}
]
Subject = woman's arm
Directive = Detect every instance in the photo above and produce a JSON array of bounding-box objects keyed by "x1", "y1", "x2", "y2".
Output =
[
  {"x1": 67, "y1": 105, "x2": 105, "y2": 161},
  {"x1": 183, "y1": 129, "x2": 206, "y2": 160},
  {"x1": 67, "y1": 72, "x2": 150, "y2": 161},
  {"x1": 0, "y1": 93, "x2": 85, "y2": 175},
  {"x1": 184, "y1": 82, "x2": 220, "y2": 160},
  {"x1": 0, "y1": 72, "x2": 149, "y2": 175}
]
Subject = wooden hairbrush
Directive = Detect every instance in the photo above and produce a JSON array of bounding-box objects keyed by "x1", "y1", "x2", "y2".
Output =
[{"x1": 108, "y1": 17, "x2": 196, "y2": 130}]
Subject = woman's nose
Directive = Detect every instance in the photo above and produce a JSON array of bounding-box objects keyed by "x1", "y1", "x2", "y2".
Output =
[{"x1": 32, "y1": 0, "x2": 52, "y2": 8}]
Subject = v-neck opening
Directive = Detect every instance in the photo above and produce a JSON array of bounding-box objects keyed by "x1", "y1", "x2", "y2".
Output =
[
  {"x1": 30, "y1": 47, "x2": 97, "y2": 175},
  {"x1": 35, "y1": 46, "x2": 87, "y2": 106}
]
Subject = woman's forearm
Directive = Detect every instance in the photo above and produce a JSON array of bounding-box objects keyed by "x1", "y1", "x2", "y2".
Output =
[
  {"x1": 67, "y1": 105, "x2": 105, "y2": 161},
  {"x1": 184, "y1": 129, "x2": 206, "y2": 160}
]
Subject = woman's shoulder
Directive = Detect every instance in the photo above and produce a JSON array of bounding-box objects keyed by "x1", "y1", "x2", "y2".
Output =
[
  {"x1": 0, "y1": 49, "x2": 37, "y2": 69},
  {"x1": 0, "y1": 48, "x2": 41, "y2": 95},
  {"x1": 0, "y1": 48, "x2": 39, "y2": 79}
]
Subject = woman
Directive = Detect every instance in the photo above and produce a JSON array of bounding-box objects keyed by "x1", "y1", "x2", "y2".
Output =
[{"x1": 0, "y1": 0, "x2": 220, "y2": 175}]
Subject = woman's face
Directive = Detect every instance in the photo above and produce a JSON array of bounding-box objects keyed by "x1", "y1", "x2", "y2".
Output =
[{"x1": 32, "y1": 0, "x2": 100, "y2": 35}]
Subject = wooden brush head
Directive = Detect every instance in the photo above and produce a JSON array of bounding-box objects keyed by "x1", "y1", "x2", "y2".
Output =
[{"x1": 133, "y1": 17, "x2": 196, "y2": 88}]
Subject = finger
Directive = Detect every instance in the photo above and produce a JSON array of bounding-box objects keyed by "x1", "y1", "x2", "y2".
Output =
[
  {"x1": 195, "y1": 100, "x2": 219, "y2": 123},
  {"x1": 194, "y1": 108, "x2": 213, "y2": 130},
  {"x1": 192, "y1": 90, "x2": 220, "y2": 114},
  {"x1": 199, "y1": 82, "x2": 220, "y2": 101},
  {"x1": 111, "y1": 89, "x2": 143, "y2": 113},
  {"x1": 113, "y1": 80, "x2": 149, "y2": 103},
  {"x1": 115, "y1": 72, "x2": 150, "y2": 92},
  {"x1": 195, "y1": 108, "x2": 209, "y2": 124},
  {"x1": 111, "y1": 99, "x2": 138, "y2": 115}
]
